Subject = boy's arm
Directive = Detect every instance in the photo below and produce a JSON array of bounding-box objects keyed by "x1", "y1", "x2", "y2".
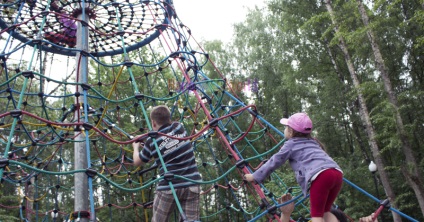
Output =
[{"x1": 132, "y1": 142, "x2": 144, "y2": 166}]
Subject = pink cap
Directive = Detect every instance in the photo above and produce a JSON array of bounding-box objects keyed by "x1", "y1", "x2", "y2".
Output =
[{"x1": 280, "y1": 113, "x2": 313, "y2": 134}]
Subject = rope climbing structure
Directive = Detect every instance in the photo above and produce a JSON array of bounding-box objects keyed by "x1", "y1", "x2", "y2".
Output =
[{"x1": 0, "y1": 1, "x2": 420, "y2": 222}]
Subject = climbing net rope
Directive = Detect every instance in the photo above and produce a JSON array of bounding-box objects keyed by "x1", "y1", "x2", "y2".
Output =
[{"x1": 0, "y1": 1, "x2": 419, "y2": 222}]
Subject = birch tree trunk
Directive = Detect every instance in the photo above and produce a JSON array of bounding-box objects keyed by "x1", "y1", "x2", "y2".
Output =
[
  {"x1": 356, "y1": 0, "x2": 424, "y2": 216},
  {"x1": 324, "y1": 1, "x2": 402, "y2": 221},
  {"x1": 324, "y1": 40, "x2": 370, "y2": 160}
]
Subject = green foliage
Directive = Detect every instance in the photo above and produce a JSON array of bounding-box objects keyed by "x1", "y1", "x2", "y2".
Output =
[{"x1": 0, "y1": 184, "x2": 20, "y2": 221}]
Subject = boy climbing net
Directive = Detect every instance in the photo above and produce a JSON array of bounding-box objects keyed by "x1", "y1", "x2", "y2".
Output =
[{"x1": 132, "y1": 105, "x2": 202, "y2": 222}]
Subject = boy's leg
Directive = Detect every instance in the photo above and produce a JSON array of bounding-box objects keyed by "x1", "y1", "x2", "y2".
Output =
[
  {"x1": 152, "y1": 189, "x2": 175, "y2": 222},
  {"x1": 179, "y1": 185, "x2": 200, "y2": 222}
]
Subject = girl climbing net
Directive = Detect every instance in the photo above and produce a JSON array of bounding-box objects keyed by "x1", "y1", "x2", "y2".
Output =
[{"x1": 245, "y1": 113, "x2": 343, "y2": 222}]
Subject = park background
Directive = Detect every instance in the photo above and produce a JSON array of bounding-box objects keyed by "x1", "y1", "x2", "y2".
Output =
[{"x1": 1, "y1": 0, "x2": 424, "y2": 221}]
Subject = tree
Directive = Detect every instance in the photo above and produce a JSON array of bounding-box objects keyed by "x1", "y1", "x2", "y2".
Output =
[
  {"x1": 324, "y1": 1, "x2": 402, "y2": 221},
  {"x1": 356, "y1": 0, "x2": 424, "y2": 216}
]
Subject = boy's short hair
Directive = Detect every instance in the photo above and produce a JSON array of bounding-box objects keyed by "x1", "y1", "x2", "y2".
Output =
[{"x1": 150, "y1": 105, "x2": 171, "y2": 126}]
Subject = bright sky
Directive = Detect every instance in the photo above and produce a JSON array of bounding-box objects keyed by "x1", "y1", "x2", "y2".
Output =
[{"x1": 172, "y1": 0, "x2": 265, "y2": 42}]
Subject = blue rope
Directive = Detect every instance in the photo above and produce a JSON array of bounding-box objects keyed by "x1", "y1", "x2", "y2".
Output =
[{"x1": 343, "y1": 178, "x2": 419, "y2": 222}]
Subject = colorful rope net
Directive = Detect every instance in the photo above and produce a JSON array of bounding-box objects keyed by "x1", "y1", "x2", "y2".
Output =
[{"x1": 0, "y1": 1, "x2": 419, "y2": 222}]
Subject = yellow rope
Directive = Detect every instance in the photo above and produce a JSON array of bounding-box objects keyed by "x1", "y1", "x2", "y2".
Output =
[
  {"x1": 91, "y1": 65, "x2": 125, "y2": 136},
  {"x1": 138, "y1": 174, "x2": 149, "y2": 221}
]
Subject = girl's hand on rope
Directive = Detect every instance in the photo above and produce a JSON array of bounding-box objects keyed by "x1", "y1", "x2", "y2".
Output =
[
  {"x1": 279, "y1": 193, "x2": 294, "y2": 215},
  {"x1": 279, "y1": 193, "x2": 294, "y2": 222},
  {"x1": 359, "y1": 213, "x2": 378, "y2": 222},
  {"x1": 244, "y1": 174, "x2": 255, "y2": 182}
]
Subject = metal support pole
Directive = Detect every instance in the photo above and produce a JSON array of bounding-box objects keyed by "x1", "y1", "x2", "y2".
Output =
[{"x1": 74, "y1": 11, "x2": 89, "y2": 222}]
